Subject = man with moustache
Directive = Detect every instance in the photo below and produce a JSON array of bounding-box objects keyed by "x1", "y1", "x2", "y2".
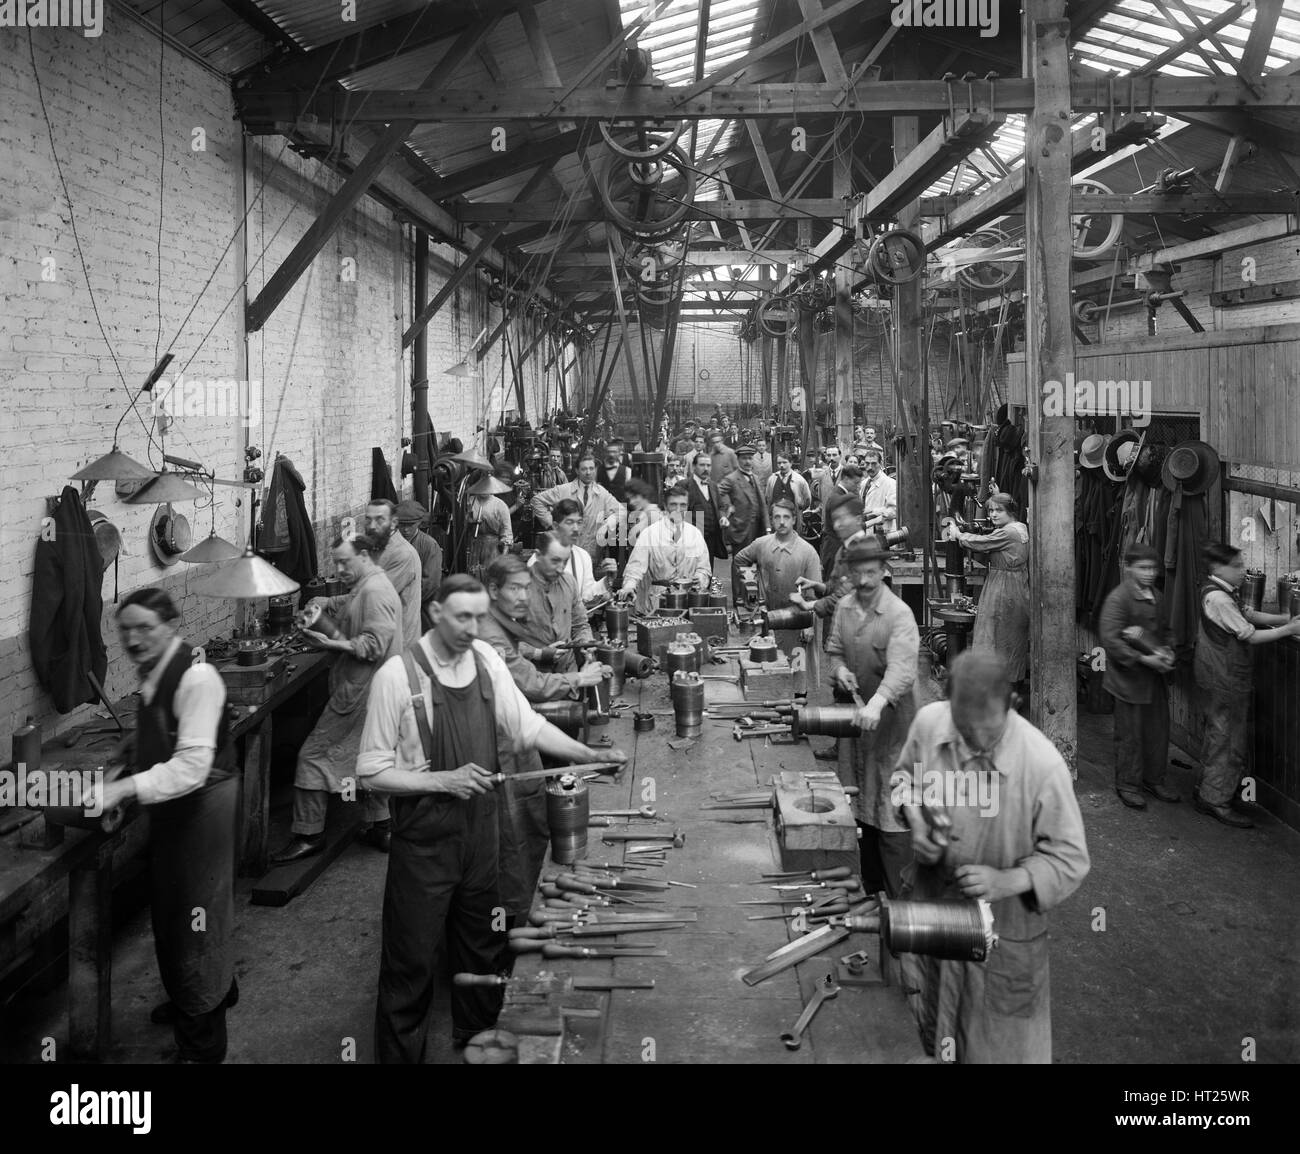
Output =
[
  {"x1": 394, "y1": 499, "x2": 443, "y2": 633},
  {"x1": 365, "y1": 498, "x2": 423, "y2": 649},
  {"x1": 531, "y1": 452, "x2": 624, "y2": 567},
  {"x1": 686, "y1": 449, "x2": 727, "y2": 564}
]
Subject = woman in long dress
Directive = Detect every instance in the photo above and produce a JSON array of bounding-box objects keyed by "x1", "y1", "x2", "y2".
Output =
[{"x1": 944, "y1": 492, "x2": 1030, "y2": 687}]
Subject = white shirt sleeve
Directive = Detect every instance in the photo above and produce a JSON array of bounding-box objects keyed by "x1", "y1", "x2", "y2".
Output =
[
  {"x1": 356, "y1": 657, "x2": 407, "y2": 779},
  {"x1": 131, "y1": 663, "x2": 227, "y2": 805},
  {"x1": 1204, "y1": 590, "x2": 1255, "y2": 640}
]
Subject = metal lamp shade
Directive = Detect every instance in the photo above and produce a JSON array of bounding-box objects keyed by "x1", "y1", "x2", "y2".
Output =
[
  {"x1": 192, "y1": 548, "x2": 300, "y2": 598},
  {"x1": 123, "y1": 470, "x2": 207, "y2": 504},
  {"x1": 445, "y1": 361, "x2": 475, "y2": 378},
  {"x1": 71, "y1": 446, "x2": 156, "y2": 482},
  {"x1": 180, "y1": 532, "x2": 243, "y2": 563}
]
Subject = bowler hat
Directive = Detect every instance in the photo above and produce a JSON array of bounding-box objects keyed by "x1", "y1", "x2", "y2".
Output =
[
  {"x1": 1161, "y1": 439, "x2": 1220, "y2": 495},
  {"x1": 843, "y1": 538, "x2": 887, "y2": 564},
  {"x1": 149, "y1": 504, "x2": 191, "y2": 568}
]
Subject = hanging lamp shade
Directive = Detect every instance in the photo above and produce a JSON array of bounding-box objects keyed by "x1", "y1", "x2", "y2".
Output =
[
  {"x1": 445, "y1": 360, "x2": 475, "y2": 378},
  {"x1": 70, "y1": 445, "x2": 156, "y2": 482},
  {"x1": 180, "y1": 531, "x2": 242, "y2": 564},
  {"x1": 467, "y1": 474, "x2": 514, "y2": 497},
  {"x1": 122, "y1": 469, "x2": 206, "y2": 504},
  {"x1": 447, "y1": 448, "x2": 492, "y2": 471},
  {"x1": 192, "y1": 548, "x2": 300, "y2": 598}
]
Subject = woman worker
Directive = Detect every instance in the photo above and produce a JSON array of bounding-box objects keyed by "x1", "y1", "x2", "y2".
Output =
[
  {"x1": 942, "y1": 492, "x2": 1030, "y2": 695},
  {"x1": 89, "y1": 588, "x2": 239, "y2": 1063}
]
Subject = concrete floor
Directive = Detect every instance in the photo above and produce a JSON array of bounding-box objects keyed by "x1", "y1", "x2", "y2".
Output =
[{"x1": 2, "y1": 691, "x2": 1297, "y2": 1064}]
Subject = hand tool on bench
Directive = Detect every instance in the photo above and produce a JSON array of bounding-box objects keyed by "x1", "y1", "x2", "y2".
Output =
[
  {"x1": 541, "y1": 943, "x2": 668, "y2": 959},
  {"x1": 407, "y1": 760, "x2": 627, "y2": 783},
  {"x1": 733, "y1": 724, "x2": 792, "y2": 741},
  {"x1": 590, "y1": 806, "x2": 658, "y2": 818},
  {"x1": 544, "y1": 871, "x2": 670, "y2": 893},
  {"x1": 454, "y1": 973, "x2": 655, "y2": 992},
  {"x1": 779, "y1": 974, "x2": 840, "y2": 1050},
  {"x1": 529, "y1": 909, "x2": 697, "y2": 926},
  {"x1": 747, "y1": 900, "x2": 851, "y2": 922},
  {"x1": 742, "y1": 924, "x2": 851, "y2": 986},
  {"x1": 771, "y1": 878, "x2": 861, "y2": 893},
  {"x1": 601, "y1": 829, "x2": 685, "y2": 847},
  {"x1": 760, "y1": 866, "x2": 854, "y2": 882},
  {"x1": 739, "y1": 892, "x2": 846, "y2": 907},
  {"x1": 509, "y1": 923, "x2": 686, "y2": 941}
]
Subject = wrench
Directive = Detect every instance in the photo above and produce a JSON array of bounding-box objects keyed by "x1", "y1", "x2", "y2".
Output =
[{"x1": 780, "y1": 974, "x2": 840, "y2": 1050}]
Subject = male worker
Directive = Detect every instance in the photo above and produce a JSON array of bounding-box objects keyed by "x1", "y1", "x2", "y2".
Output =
[
  {"x1": 365, "y1": 498, "x2": 423, "y2": 649},
  {"x1": 463, "y1": 476, "x2": 514, "y2": 581},
  {"x1": 529, "y1": 497, "x2": 609, "y2": 601},
  {"x1": 718, "y1": 445, "x2": 771, "y2": 555},
  {"x1": 526, "y1": 532, "x2": 595, "y2": 670},
  {"x1": 597, "y1": 437, "x2": 633, "y2": 503},
  {"x1": 826, "y1": 539, "x2": 919, "y2": 896},
  {"x1": 481, "y1": 555, "x2": 609, "y2": 919},
  {"x1": 764, "y1": 452, "x2": 812, "y2": 531},
  {"x1": 531, "y1": 452, "x2": 624, "y2": 567},
  {"x1": 358, "y1": 575, "x2": 624, "y2": 1060},
  {"x1": 687, "y1": 449, "x2": 728, "y2": 564},
  {"x1": 684, "y1": 433, "x2": 708, "y2": 475},
  {"x1": 1098, "y1": 543, "x2": 1179, "y2": 810},
  {"x1": 673, "y1": 421, "x2": 698, "y2": 457},
  {"x1": 859, "y1": 448, "x2": 898, "y2": 533},
  {"x1": 395, "y1": 499, "x2": 443, "y2": 633},
  {"x1": 706, "y1": 427, "x2": 739, "y2": 484},
  {"x1": 1192, "y1": 542, "x2": 1300, "y2": 828},
  {"x1": 732, "y1": 499, "x2": 822, "y2": 655},
  {"x1": 618, "y1": 485, "x2": 712, "y2": 613},
  {"x1": 274, "y1": 534, "x2": 402, "y2": 862},
  {"x1": 93, "y1": 588, "x2": 238, "y2": 1063},
  {"x1": 539, "y1": 447, "x2": 568, "y2": 489},
  {"x1": 893, "y1": 650, "x2": 1091, "y2": 1063},
  {"x1": 749, "y1": 439, "x2": 773, "y2": 489}
]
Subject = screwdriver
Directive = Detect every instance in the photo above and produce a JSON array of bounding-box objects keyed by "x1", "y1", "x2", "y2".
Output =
[
  {"x1": 759, "y1": 866, "x2": 854, "y2": 882},
  {"x1": 770, "y1": 878, "x2": 862, "y2": 893},
  {"x1": 508, "y1": 922, "x2": 686, "y2": 940},
  {"x1": 747, "y1": 899, "x2": 850, "y2": 921},
  {"x1": 453, "y1": 973, "x2": 655, "y2": 991}
]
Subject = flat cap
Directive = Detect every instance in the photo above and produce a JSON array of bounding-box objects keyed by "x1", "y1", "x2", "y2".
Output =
[{"x1": 395, "y1": 499, "x2": 427, "y2": 523}]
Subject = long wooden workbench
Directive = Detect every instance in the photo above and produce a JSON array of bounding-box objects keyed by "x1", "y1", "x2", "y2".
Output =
[
  {"x1": 505, "y1": 642, "x2": 925, "y2": 1064},
  {"x1": 0, "y1": 647, "x2": 331, "y2": 1060}
]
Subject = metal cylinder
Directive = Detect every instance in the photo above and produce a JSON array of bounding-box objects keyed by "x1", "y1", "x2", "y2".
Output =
[
  {"x1": 1242, "y1": 569, "x2": 1265, "y2": 612},
  {"x1": 532, "y1": 700, "x2": 586, "y2": 737},
  {"x1": 882, "y1": 526, "x2": 910, "y2": 551},
  {"x1": 792, "y1": 703, "x2": 860, "y2": 738},
  {"x1": 585, "y1": 673, "x2": 612, "y2": 724},
  {"x1": 676, "y1": 631, "x2": 704, "y2": 659},
  {"x1": 748, "y1": 635, "x2": 779, "y2": 664},
  {"x1": 625, "y1": 651, "x2": 655, "y2": 679},
  {"x1": 670, "y1": 671, "x2": 704, "y2": 738},
  {"x1": 763, "y1": 606, "x2": 814, "y2": 634},
  {"x1": 707, "y1": 587, "x2": 728, "y2": 609},
  {"x1": 605, "y1": 604, "x2": 629, "y2": 645},
  {"x1": 547, "y1": 774, "x2": 589, "y2": 864},
  {"x1": 633, "y1": 712, "x2": 655, "y2": 733},
  {"x1": 661, "y1": 588, "x2": 689, "y2": 615},
  {"x1": 463, "y1": 1029, "x2": 520, "y2": 1065},
  {"x1": 665, "y1": 641, "x2": 700, "y2": 678},
  {"x1": 687, "y1": 588, "x2": 708, "y2": 610},
  {"x1": 300, "y1": 576, "x2": 329, "y2": 608},
  {"x1": 882, "y1": 897, "x2": 996, "y2": 962},
  {"x1": 325, "y1": 578, "x2": 346, "y2": 597},
  {"x1": 296, "y1": 603, "x2": 340, "y2": 639},
  {"x1": 267, "y1": 596, "x2": 295, "y2": 632},
  {"x1": 944, "y1": 539, "x2": 965, "y2": 575},
  {"x1": 595, "y1": 643, "x2": 625, "y2": 696},
  {"x1": 944, "y1": 573, "x2": 967, "y2": 601}
]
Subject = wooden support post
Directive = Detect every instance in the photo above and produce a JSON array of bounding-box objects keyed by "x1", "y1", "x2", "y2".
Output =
[
  {"x1": 833, "y1": 147, "x2": 854, "y2": 447},
  {"x1": 1024, "y1": 0, "x2": 1078, "y2": 769},
  {"x1": 893, "y1": 48, "x2": 927, "y2": 545}
]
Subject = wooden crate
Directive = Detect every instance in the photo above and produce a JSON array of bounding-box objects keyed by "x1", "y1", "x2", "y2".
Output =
[{"x1": 773, "y1": 770, "x2": 858, "y2": 871}]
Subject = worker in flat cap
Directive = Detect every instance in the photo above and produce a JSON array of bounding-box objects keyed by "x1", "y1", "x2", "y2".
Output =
[
  {"x1": 718, "y1": 444, "x2": 771, "y2": 556},
  {"x1": 825, "y1": 536, "x2": 919, "y2": 898},
  {"x1": 396, "y1": 499, "x2": 443, "y2": 633}
]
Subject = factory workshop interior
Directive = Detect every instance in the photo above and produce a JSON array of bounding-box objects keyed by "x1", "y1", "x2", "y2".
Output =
[{"x1": 1, "y1": 0, "x2": 1298, "y2": 1119}]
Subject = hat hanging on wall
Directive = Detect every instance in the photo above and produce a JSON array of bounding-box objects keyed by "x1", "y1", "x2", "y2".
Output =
[
  {"x1": 86, "y1": 510, "x2": 125, "y2": 572},
  {"x1": 150, "y1": 504, "x2": 192, "y2": 568},
  {"x1": 1078, "y1": 433, "x2": 1110, "y2": 469},
  {"x1": 1102, "y1": 429, "x2": 1144, "y2": 483},
  {"x1": 1161, "y1": 440, "x2": 1220, "y2": 496}
]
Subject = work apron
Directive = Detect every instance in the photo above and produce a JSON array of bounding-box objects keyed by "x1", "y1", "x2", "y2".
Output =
[
  {"x1": 1193, "y1": 583, "x2": 1255, "y2": 807},
  {"x1": 375, "y1": 647, "x2": 505, "y2": 1063},
  {"x1": 136, "y1": 643, "x2": 238, "y2": 1046}
]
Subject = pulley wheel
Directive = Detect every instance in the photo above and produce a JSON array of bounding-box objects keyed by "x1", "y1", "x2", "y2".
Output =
[{"x1": 599, "y1": 120, "x2": 687, "y2": 161}]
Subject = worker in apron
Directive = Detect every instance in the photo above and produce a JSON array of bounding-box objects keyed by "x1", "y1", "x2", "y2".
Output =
[
  {"x1": 356, "y1": 573, "x2": 625, "y2": 1061},
  {"x1": 94, "y1": 588, "x2": 238, "y2": 1063},
  {"x1": 463, "y1": 474, "x2": 514, "y2": 581}
]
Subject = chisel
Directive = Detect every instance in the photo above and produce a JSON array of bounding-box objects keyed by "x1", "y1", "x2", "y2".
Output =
[
  {"x1": 759, "y1": 866, "x2": 854, "y2": 882},
  {"x1": 509, "y1": 923, "x2": 686, "y2": 940},
  {"x1": 529, "y1": 909, "x2": 697, "y2": 925},
  {"x1": 453, "y1": 973, "x2": 655, "y2": 991},
  {"x1": 742, "y1": 925, "x2": 850, "y2": 986},
  {"x1": 746, "y1": 900, "x2": 850, "y2": 921},
  {"x1": 770, "y1": 878, "x2": 861, "y2": 893},
  {"x1": 407, "y1": 760, "x2": 626, "y2": 783}
]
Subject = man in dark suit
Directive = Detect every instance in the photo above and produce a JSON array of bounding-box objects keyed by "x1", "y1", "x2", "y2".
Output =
[
  {"x1": 687, "y1": 450, "x2": 727, "y2": 560},
  {"x1": 597, "y1": 437, "x2": 633, "y2": 503},
  {"x1": 719, "y1": 445, "x2": 771, "y2": 555}
]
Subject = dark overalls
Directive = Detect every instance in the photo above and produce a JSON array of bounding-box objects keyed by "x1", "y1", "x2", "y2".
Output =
[
  {"x1": 138, "y1": 642, "x2": 238, "y2": 1063},
  {"x1": 375, "y1": 646, "x2": 506, "y2": 1062},
  {"x1": 1193, "y1": 581, "x2": 1254, "y2": 808}
]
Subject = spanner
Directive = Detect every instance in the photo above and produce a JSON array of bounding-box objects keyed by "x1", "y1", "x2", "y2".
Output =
[{"x1": 780, "y1": 974, "x2": 840, "y2": 1050}]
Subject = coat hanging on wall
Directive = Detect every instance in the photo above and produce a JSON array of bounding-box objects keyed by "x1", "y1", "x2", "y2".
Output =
[
  {"x1": 257, "y1": 455, "x2": 317, "y2": 587},
  {"x1": 30, "y1": 485, "x2": 108, "y2": 713},
  {"x1": 371, "y1": 447, "x2": 398, "y2": 503}
]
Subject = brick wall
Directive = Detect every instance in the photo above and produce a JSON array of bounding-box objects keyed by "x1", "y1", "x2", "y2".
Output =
[{"x1": 0, "y1": 21, "x2": 534, "y2": 740}]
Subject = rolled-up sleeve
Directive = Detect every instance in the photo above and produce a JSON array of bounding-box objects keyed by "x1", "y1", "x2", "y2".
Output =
[
  {"x1": 350, "y1": 588, "x2": 399, "y2": 662},
  {"x1": 131, "y1": 664, "x2": 226, "y2": 804},
  {"x1": 355, "y1": 658, "x2": 406, "y2": 778},
  {"x1": 1017, "y1": 763, "x2": 1091, "y2": 913},
  {"x1": 1204, "y1": 590, "x2": 1255, "y2": 641}
]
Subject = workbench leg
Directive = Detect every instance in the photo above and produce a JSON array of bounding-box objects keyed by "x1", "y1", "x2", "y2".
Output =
[
  {"x1": 67, "y1": 849, "x2": 113, "y2": 1061},
  {"x1": 240, "y1": 718, "x2": 273, "y2": 877}
]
